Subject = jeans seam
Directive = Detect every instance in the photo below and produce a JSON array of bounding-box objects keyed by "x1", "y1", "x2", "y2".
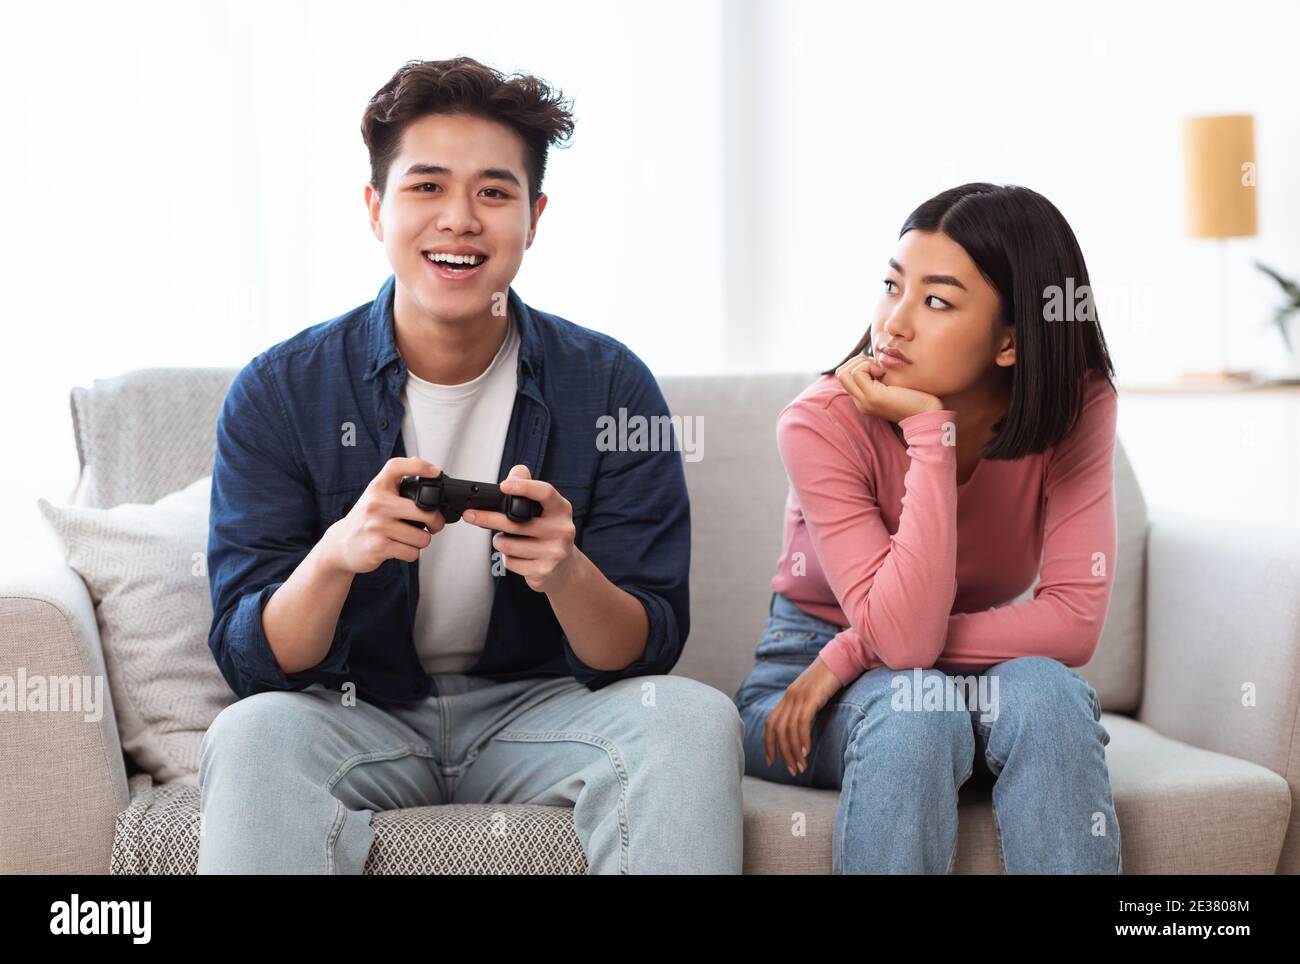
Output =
[
  {"x1": 325, "y1": 799, "x2": 348, "y2": 874},
  {"x1": 1104, "y1": 780, "x2": 1123, "y2": 874},
  {"x1": 323, "y1": 744, "x2": 438, "y2": 793},
  {"x1": 945, "y1": 761, "x2": 974, "y2": 875},
  {"x1": 493, "y1": 728, "x2": 632, "y2": 874},
  {"x1": 975, "y1": 724, "x2": 1009, "y2": 872},
  {"x1": 988, "y1": 783, "x2": 1009, "y2": 874},
  {"x1": 983, "y1": 740, "x2": 1007, "y2": 773},
  {"x1": 834, "y1": 714, "x2": 870, "y2": 873},
  {"x1": 442, "y1": 690, "x2": 454, "y2": 791},
  {"x1": 320, "y1": 743, "x2": 438, "y2": 873}
]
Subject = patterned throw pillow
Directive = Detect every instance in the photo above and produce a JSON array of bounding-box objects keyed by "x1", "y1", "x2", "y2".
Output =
[{"x1": 38, "y1": 475, "x2": 233, "y2": 783}]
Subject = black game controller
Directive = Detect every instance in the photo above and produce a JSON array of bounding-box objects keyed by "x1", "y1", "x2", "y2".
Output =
[{"x1": 398, "y1": 474, "x2": 543, "y2": 526}]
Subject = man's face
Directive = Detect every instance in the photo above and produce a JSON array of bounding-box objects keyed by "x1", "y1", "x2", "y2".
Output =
[
  {"x1": 869, "y1": 228, "x2": 1013, "y2": 397},
  {"x1": 365, "y1": 112, "x2": 546, "y2": 323}
]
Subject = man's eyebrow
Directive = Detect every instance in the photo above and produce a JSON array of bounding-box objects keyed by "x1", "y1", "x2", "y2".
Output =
[
  {"x1": 888, "y1": 258, "x2": 968, "y2": 291},
  {"x1": 401, "y1": 163, "x2": 522, "y2": 187}
]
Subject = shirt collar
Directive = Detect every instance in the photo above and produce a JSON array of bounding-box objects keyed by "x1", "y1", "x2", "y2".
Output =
[{"x1": 364, "y1": 273, "x2": 544, "y2": 385}]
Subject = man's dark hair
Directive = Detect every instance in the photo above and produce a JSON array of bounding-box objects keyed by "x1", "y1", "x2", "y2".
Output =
[
  {"x1": 361, "y1": 56, "x2": 575, "y2": 204},
  {"x1": 823, "y1": 182, "x2": 1117, "y2": 460}
]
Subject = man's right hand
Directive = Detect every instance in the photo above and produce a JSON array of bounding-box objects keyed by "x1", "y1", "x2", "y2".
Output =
[{"x1": 321, "y1": 457, "x2": 447, "y2": 574}]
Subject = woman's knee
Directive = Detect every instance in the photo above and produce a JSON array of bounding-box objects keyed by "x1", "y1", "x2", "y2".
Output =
[
  {"x1": 984, "y1": 656, "x2": 1100, "y2": 734},
  {"x1": 842, "y1": 668, "x2": 975, "y2": 765}
]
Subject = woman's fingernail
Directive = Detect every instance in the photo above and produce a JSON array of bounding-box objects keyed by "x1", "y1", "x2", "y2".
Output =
[{"x1": 464, "y1": 510, "x2": 476, "y2": 523}]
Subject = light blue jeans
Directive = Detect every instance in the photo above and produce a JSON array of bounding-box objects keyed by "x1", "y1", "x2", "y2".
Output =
[
  {"x1": 734, "y1": 592, "x2": 1122, "y2": 874},
  {"x1": 198, "y1": 672, "x2": 745, "y2": 874}
]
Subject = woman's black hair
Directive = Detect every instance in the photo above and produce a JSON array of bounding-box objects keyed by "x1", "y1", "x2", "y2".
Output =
[{"x1": 823, "y1": 182, "x2": 1117, "y2": 460}]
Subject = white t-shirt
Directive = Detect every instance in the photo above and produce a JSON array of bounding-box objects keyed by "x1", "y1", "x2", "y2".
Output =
[{"x1": 399, "y1": 314, "x2": 520, "y2": 674}]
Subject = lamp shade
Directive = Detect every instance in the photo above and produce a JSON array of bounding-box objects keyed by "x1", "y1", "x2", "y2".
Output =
[{"x1": 1183, "y1": 114, "x2": 1258, "y2": 239}]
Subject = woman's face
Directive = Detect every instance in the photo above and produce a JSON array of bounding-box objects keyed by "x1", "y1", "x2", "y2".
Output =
[{"x1": 869, "y1": 229, "x2": 1014, "y2": 398}]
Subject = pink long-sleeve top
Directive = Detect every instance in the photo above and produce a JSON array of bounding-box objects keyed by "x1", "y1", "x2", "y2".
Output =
[{"x1": 770, "y1": 369, "x2": 1118, "y2": 685}]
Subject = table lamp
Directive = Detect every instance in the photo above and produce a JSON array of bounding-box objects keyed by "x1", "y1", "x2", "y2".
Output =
[{"x1": 1182, "y1": 113, "x2": 1258, "y2": 382}]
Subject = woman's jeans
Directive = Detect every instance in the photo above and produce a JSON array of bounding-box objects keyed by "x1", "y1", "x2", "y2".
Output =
[
  {"x1": 197, "y1": 672, "x2": 744, "y2": 874},
  {"x1": 734, "y1": 592, "x2": 1123, "y2": 874}
]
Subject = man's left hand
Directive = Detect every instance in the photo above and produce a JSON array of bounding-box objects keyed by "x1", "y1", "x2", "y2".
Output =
[{"x1": 462, "y1": 464, "x2": 577, "y2": 593}]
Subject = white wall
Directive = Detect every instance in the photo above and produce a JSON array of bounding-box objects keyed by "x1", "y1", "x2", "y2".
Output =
[
  {"x1": 730, "y1": 0, "x2": 1300, "y2": 380},
  {"x1": 3, "y1": 0, "x2": 1300, "y2": 550}
]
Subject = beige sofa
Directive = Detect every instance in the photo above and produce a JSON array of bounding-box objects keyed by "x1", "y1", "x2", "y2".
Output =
[{"x1": 1, "y1": 367, "x2": 1296, "y2": 873}]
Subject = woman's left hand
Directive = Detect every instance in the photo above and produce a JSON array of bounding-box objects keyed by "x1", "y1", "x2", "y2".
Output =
[{"x1": 764, "y1": 657, "x2": 846, "y2": 776}]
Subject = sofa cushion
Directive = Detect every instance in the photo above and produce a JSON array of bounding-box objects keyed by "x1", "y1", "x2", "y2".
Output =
[
  {"x1": 113, "y1": 713, "x2": 1290, "y2": 874},
  {"x1": 111, "y1": 775, "x2": 587, "y2": 874},
  {"x1": 741, "y1": 774, "x2": 1006, "y2": 873},
  {"x1": 740, "y1": 713, "x2": 1290, "y2": 874},
  {"x1": 38, "y1": 476, "x2": 234, "y2": 783}
]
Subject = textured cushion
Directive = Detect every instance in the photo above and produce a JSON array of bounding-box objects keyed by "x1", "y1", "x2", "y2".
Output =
[
  {"x1": 111, "y1": 775, "x2": 587, "y2": 875},
  {"x1": 38, "y1": 476, "x2": 234, "y2": 783}
]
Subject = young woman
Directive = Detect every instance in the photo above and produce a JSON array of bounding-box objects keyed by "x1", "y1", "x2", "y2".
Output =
[{"x1": 734, "y1": 182, "x2": 1122, "y2": 874}]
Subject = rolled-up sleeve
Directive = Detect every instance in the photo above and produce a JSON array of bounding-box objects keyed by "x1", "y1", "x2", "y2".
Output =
[
  {"x1": 207, "y1": 359, "x2": 351, "y2": 700},
  {"x1": 562, "y1": 347, "x2": 691, "y2": 689}
]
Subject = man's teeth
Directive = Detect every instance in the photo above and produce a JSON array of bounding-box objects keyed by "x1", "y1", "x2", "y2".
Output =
[{"x1": 425, "y1": 252, "x2": 486, "y2": 266}]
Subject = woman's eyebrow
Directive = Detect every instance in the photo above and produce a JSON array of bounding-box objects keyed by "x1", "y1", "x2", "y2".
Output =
[{"x1": 888, "y1": 258, "x2": 968, "y2": 290}]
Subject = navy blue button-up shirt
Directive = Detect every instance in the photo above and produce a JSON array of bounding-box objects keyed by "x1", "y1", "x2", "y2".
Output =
[{"x1": 207, "y1": 275, "x2": 691, "y2": 705}]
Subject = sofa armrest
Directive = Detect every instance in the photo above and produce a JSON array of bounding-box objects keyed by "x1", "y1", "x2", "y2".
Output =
[
  {"x1": 1138, "y1": 508, "x2": 1300, "y2": 873},
  {"x1": 0, "y1": 561, "x2": 129, "y2": 873}
]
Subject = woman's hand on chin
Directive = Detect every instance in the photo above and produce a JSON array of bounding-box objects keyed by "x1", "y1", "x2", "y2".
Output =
[
  {"x1": 764, "y1": 657, "x2": 845, "y2": 777},
  {"x1": 836, "y1": 353, "x2": 944, "y2": 424}
]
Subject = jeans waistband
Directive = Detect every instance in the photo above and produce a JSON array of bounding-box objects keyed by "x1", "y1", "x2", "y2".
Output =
[{"x1": 769, "y1": 592, "x2": 845, "y2": 635}]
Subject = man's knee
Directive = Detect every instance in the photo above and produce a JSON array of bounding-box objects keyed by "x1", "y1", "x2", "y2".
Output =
[
  {"x1": 199, "y1": 688, "x2": 321, "y2": 775},
  {"x1": 625, "y1": 675, "x2": 744, "y2": 771}
]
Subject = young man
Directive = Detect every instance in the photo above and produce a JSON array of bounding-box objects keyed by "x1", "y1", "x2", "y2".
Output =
[{"x1": 198, "y1": 57, "x2": 744, "y2": 874}]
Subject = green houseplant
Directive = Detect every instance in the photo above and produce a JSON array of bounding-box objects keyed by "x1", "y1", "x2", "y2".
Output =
[{"x1": 1255, "y1": 261, "x2": 1300, "y2": 381}]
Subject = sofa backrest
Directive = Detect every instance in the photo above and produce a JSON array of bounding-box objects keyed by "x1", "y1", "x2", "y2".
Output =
[
  {"x1": 69, "y1": 366, "x2": 1148, "y2": 713},
  {"x1": 71, "y1": 367, "x2": 238, "y2": 510}
]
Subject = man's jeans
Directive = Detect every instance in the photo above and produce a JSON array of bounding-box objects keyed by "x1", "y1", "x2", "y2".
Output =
[
  {"x1": 734, "y1": 592, "x2": 1123, "y2": 874},
  {"x1": 197, "y1": 673, "x2": 744, "y2": 874}
]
